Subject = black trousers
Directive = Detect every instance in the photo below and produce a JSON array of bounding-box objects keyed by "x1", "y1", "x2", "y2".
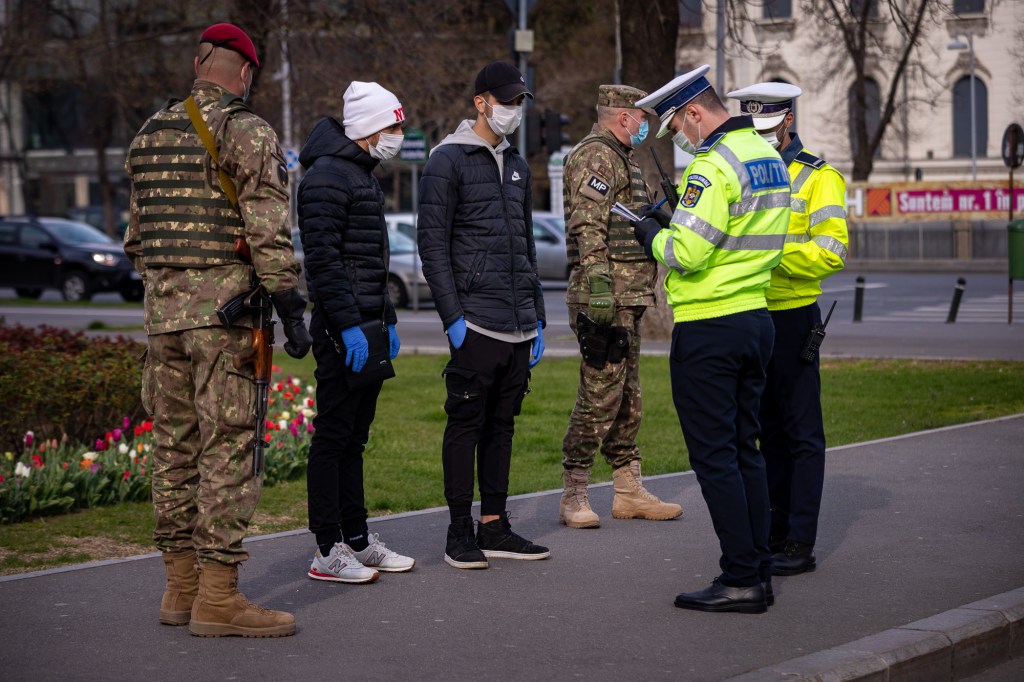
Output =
[
  {"x1": 442, "y1": 329, "x2": 531, "y2": 521},
  {"x1": 306, "y1": 311, "x2": 383, "y2": 547},
  {"x1": 670, "y1": 309, "x2": 774, "y2": 587},
  {"x1": 760, "y1": 302, "x2": 826, "y2": 547}
]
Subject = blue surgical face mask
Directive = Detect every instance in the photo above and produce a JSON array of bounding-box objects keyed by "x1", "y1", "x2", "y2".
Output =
[{"x1": 627, "y1": 115, "x2": 649, "y2": 147}]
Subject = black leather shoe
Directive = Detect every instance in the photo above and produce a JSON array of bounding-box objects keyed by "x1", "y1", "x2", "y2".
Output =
[
  {"x1": 771, "y1": 540, "x2": 816, "y2": 576},
  {"x1": 674, "y1": 579, "x2": 767, "y2": 614}
]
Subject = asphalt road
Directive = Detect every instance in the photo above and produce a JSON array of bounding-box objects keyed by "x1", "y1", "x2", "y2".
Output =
[{"x1": 1, "y1": 272, "x2": 1021, "y2": 360}]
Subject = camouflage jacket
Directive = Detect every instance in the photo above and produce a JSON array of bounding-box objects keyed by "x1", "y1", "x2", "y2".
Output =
[
  {"x1": 124, "y1": 80, "x2": 300, "y2": 334},
  {"x1": 564, "y1": 124, "x2": 656, "y2": 307}
]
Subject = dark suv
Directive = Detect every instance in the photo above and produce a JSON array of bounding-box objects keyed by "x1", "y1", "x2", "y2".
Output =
[{"x1": 0, "y1": 216, "x2": 143, "y2": 302}]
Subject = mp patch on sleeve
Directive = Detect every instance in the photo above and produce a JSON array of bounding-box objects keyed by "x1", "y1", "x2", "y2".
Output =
[{"x1": 580, "y1": 173, "x2": 612, "y2": 202}]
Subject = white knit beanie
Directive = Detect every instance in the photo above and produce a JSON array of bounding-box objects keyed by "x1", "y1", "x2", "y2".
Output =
[{"x1": 343, "y1": 81, "x2": 405, "y2": 140}]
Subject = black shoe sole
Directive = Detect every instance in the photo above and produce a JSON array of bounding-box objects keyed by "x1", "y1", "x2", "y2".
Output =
[
  {"x1": 673, "y1": 598, "x2": 768, "y2": 614},
  {"x1": 772, "y1": 561, "x2": 817, "y2": 577}
]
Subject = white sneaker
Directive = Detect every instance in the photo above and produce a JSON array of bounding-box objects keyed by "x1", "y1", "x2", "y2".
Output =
[
  {"x1": 308, "y1": 543, "x2": 379, "y2": 584},
  {"x1": 353, "y1": 533, "x2": 416, "y2": 573}
]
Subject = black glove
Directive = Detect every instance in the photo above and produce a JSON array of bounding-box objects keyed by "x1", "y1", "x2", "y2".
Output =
[
  {"x1": 270, "y1": 288, "x2": 312, "y2": 358},
  {"x1": 640, "y1": 203, "x2": 672, "y2": 229}
]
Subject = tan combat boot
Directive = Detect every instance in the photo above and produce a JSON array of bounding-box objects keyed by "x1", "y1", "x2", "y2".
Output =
[
  {"x1": 190, "y1": 561, "x2": 296, "y2": 638},
  {"x1": 160, "y1": 549, "x2": 198, "y2": 625},
  {"x1": 612, "y1": 460, "x2": 683, "y2": 520},
  {"x1": 559, "y1": 468, "x2": 600, "y2": 528}
]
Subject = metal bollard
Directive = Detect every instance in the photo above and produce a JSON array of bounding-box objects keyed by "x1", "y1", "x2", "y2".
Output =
[
  {"x1": 853, "y1": 275, "x2": 865, "y2": 323},
  {"x1": 946, "y1": 277, "x2": 966, "y2": 323}
]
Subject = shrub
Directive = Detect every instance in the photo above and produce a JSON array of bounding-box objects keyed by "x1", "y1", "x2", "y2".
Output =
[{"x1": 0, "y1": 324, "x2": 146, "y2": 452}]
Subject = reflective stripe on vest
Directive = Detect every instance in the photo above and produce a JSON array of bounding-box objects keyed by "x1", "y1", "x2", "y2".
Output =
[{"x1": 129, "y1": 105, "x2": 245, "y2": 268}]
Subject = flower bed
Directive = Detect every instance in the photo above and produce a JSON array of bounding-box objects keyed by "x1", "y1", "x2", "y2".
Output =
[{"x1": 0, "y1": 367, "x2": 314, "y2": 524}]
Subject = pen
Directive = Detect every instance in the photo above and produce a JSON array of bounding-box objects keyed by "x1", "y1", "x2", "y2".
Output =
[{"x1": 653, "y1": 197, "x2": 669, "y2": 211}]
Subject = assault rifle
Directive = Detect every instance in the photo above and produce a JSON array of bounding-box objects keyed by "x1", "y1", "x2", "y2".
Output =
[
  {"x1": 215, "y1": 239, "x2": 274, "y2": 476},
  {"x1": 651, "y1": 149, "x2": 679, "y2": 209}
]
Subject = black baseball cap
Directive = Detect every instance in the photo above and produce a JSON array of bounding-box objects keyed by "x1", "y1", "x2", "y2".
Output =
[{"x1": 474, "y1": 61, "x2": 533, "y2": 102}]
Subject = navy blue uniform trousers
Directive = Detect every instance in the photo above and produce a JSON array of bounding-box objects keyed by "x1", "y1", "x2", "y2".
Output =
[
  {"x1": 760, "y1": 302, "x2": 826, "y2": 547},
  {"x1": 670, "y1": 309, "x2": 774, "y2": 587}
]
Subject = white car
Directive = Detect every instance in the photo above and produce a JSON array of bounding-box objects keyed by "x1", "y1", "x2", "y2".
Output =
[
  {"x1": 292, "y1": 225, "x2": 432, "y2": 309},
  {"x1": 386, "y1": 211, "x2": 569, "y2": 282}
]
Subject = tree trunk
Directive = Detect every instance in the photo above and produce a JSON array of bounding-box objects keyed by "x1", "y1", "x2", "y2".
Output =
[{"x1": 621, "y1": 0, "x2": 679, "y2": 340}]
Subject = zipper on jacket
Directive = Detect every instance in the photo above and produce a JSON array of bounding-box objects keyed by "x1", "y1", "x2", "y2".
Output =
[{"x1": 498, "y1": 151, "x2": 520, "y2": 331}]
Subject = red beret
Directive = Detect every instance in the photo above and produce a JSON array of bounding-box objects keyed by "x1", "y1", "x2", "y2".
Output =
[{"x1": 200, "y1": 23, "x2": 259, "y2": 68}]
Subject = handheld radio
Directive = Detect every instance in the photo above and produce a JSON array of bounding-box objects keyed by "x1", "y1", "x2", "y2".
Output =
[{"x1": 799, "y1": 300, "x2": 837, "y2": 364}]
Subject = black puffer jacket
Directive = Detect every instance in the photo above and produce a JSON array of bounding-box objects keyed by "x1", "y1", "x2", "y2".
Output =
[
  {"x1": 297, "y1": 117, "x2": 396, "y2": 335},
  {"x1": 417, "y1": 134, "x2": 545, "y2": 332}
]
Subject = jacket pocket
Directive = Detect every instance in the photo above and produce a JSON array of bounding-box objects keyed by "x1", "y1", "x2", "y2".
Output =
[
  {"x1": 462, "y1": 250, "x2": 487, "y2": 293},
  {"x1": 442, "y1": 365, "x2": 483, "y2": 420},
  {"x1": 216, "y1": 349, "x2": 257, "y2": 430}
]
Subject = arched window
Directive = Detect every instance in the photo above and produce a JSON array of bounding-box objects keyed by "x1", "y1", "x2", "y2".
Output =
[
  {"x1": 952, "y1": 75, "x2": 988, "y2": 158},
  {"x1": 848, "y1": 78, "x2": 881, "y2": 158}
]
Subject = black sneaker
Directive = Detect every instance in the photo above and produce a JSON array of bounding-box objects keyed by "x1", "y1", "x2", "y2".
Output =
[
  {"x1": 476, "y1": 513, "x2": 551, "y2": 560},
  {"x1": 444, "y1": 517, "x2": 488, "y2": 569}
]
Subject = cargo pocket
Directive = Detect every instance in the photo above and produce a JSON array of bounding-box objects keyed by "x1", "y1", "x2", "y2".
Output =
[
  {"x1": 442, "y1": 365, "x2": 483, "y2": 420},
  {"x1": 512, "y1": 370, "x2": 532, "y2": 416},
  {"x1": 217, "y1": 350, "x2": 257, "y2": 429}
]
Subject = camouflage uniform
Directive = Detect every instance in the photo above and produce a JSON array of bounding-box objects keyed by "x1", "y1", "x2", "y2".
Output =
[
  {"x1": 124, "y1": 80, "x2": 300, "y2": 566},
  {"x1": 563, "y1": 86, "x2": 657, "y2": 471}
]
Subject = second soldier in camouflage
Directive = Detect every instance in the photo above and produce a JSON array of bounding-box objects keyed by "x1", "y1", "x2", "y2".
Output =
[{"x1": 560, "y1": 84, "x2": 683, "y2": 528}]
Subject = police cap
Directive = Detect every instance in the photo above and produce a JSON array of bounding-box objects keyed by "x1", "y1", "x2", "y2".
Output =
[
  {"x1": 636, "y1": 65, "x2": 712, "y2": 138},
  {"x1": 200, "y1": 23, "x2": 260, "y2": 68},
  {"x1": 726, "y1": 82, "x2": 802, "y2": 131}
]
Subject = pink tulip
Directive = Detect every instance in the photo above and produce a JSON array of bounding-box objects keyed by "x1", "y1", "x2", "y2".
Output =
[
  {"x1": 112, "y1": 429, "x2": 122, "y2": 443},
  {"x1": 24, "y1": 432, "x2": 33, "y2": 448},
  {"x1": 123, "y1": 416, "x2": 130, "y2": 430},
  {"x1": 289, "y1": 423, "x2": 299, "y2": 437},
  {"x1": 306, "y1": 422, "x2": 314, "y2": 434}
]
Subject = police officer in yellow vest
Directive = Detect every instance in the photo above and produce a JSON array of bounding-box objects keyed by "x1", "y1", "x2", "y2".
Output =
[
  {"x1": 727, "y1": 83, "x2": 849, "y2": 577},
  {"x1": 560, "y1": 84, "x2": 682, "y2": 529},
  {"x1": 632, "y1": 65, "x2": 789, "y2": 614},
  {"x1": 124, "y1": 23, "x2": 310, "y2": 638}
]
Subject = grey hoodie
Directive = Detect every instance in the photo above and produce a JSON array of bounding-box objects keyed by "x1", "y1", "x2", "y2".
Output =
[{"x1": 432, "y1": 119, "x2": 511, "y2": 181}]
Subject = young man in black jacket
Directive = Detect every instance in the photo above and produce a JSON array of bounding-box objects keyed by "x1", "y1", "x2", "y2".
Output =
[
  {"x1": 298, "y1": 81, "x2": 414, "y2": 583},
  {"x1": 418, "y1": 61, "x2": 549, "y2": 570}
]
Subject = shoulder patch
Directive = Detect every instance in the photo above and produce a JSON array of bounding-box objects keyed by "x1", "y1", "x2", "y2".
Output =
[
  {"x1": 686, "y1": 173, "x2": 711, "y2": 188},
  {"x1": 681, "y1": 181, "x2": 705, "y2": 208},
  {"x1": 580, "y1": 172, "x2": 612, "y2": 202},
  {"x1": 278, "y1": 163, "x2": 289, "y2": 186},
  {"x1": 795, "y1": 150, "x2": 826, "y2": 169},
  {"x1": 695, "y1": 132, "x2": 726, "y2": 155}
]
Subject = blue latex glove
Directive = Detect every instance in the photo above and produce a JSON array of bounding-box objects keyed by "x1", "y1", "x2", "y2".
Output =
[
  {"x1": 340, "y1": 325, "x2": 368, "y2": 373},
  {"x1": 388, "y1": 323, "x2": 400, "y2": 360},
  {"x1": 447, "y1": 316, "x2": 467, "y2": 350},
  {"x1": 529, "y1": 322, "x2": 545, "y2": 368}
]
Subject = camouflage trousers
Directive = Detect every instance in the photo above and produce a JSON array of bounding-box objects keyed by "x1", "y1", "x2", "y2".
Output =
[
  {"x1": 563, "y1": 304, "x2": 645, "y2": 470},
  {"x1": 142, "y1": 326, "x2": 261, "y2": 565}
]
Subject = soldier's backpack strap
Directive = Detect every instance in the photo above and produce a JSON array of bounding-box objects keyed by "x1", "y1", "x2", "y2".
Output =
[{"x1": 183, "y1": 96, "x2": 239, "y2": 209}]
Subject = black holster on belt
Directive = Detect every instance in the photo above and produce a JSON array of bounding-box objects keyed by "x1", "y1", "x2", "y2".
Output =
[{"x1": 577, "y1": 311, "x2": 630, "y2": 370}]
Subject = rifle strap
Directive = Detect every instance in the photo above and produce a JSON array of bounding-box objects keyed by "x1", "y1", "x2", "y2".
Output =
[{"x1": 184, "y1": 96, "x2": 239, "y2": 209}]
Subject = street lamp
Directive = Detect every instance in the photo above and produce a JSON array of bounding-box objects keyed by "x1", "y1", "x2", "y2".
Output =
[{"x1": 948, "y1": 32, "x2": 976, "y2": 181}]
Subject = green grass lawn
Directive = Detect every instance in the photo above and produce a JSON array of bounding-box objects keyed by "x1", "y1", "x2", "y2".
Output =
[{"x1": 2, "y1": 355, "x2": 1022, "y2": 575}]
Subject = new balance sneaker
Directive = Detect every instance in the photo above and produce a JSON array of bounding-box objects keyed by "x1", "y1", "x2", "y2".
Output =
[
  {"x1": 476, "y1": 513, "x2": 550, "y2": 560},
  {"x1": 353, "y1": 533, "x2": 415, "y2": 573},
  {"x1": 308, "y1": 542, "x2": 379, "y2": 584},
  {"x1": 444, "y1": 516, "x2": 488, "y2": 569}
]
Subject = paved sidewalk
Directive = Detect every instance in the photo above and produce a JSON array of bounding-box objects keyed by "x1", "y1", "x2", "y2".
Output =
[{"x1": 1, "y1": 416, "x2": 1021, "y2": 681}]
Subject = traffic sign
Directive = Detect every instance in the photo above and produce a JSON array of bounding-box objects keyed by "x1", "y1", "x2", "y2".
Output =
[
  {"x1": 1002, "y1": 123, "x2": 1024, "y2": 169},
  {"x1": 400, "y1": 128, "x2": 428, "y2": 164}
]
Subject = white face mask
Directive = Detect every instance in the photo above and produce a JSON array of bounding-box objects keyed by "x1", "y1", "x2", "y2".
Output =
[
  {"x1": 673, "y1": 130, "x2": 695, "y2": 154},
  {"x1": 760, "y1": 123, "x2": 788, "y2": 150},
  {"x1": 485, "y1": 102, "x2": 523, "y2": 136},
  {"x1": 369, "y1": 132, "x2": 404, "y2": 161}
]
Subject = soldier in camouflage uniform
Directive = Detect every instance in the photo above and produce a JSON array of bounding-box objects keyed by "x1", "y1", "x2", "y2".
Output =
[
  {"x1": 123, "y1": 23, "x2": 311, "y2": 638},
  {"x1": 560, "y1": 85, "x2": 683, "y2": 528}
]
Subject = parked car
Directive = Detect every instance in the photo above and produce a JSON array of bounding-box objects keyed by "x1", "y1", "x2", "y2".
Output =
[
  {"x1": 292, "y1": 224, "x2": 432, "y2": 310},
  {"x1": 385, "y1": 211, "x2": 569, "y2": 281},
  {"x1": 0, "y1": 216, "x2": 143, "y2": 301}
]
